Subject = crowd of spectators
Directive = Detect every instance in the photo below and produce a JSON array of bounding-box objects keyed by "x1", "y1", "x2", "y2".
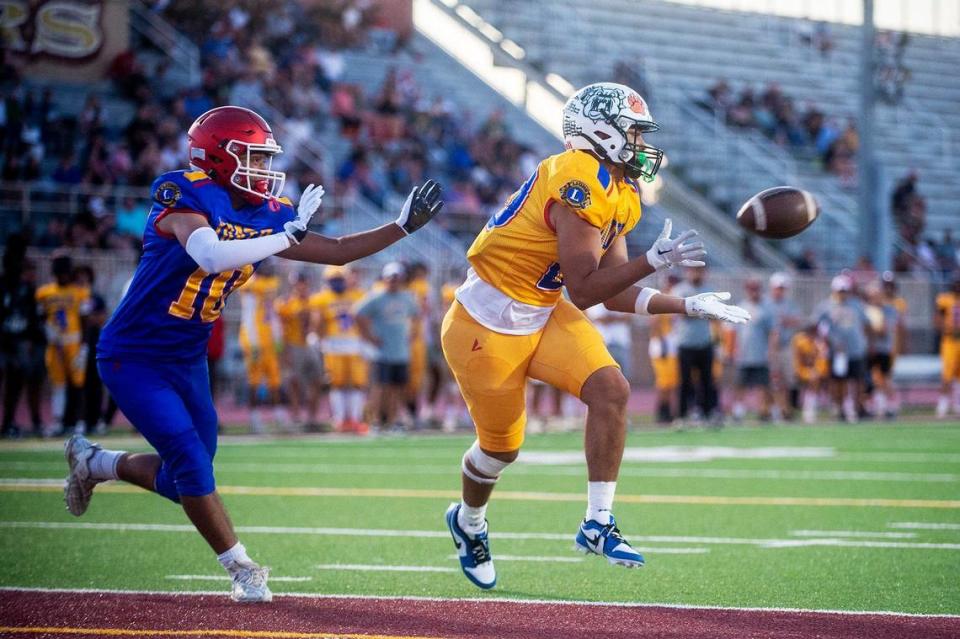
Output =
[
  {"x1": 2, "y1": 0, "x2": 534, "y2": 252},
  {"x1": 700, "y1": 80, "x2": 859, "y2": 185}
]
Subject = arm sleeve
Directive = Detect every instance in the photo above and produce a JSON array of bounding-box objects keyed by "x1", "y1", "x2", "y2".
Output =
[{"x1": 185, "y1": 227, "x2": 291, "y2": 274}]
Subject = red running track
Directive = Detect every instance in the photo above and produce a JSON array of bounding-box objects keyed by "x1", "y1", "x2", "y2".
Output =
[{"x1": 1, "y1": 590, "x2": 959, "y2": 639}]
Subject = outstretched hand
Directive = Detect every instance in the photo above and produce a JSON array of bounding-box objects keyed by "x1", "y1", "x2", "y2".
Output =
[
  {"x1": 284, "y1": 183, "x2": 325, "y2": 244},
  {"x1": 395, "y1": 180, "x2": 444, "y2": 235},
  {"x1": 645, "y1": 218, "x2": 707, "y2": 271},
  {"x1": 684, "y1": 292, "x2": 751, "y2": 324}
]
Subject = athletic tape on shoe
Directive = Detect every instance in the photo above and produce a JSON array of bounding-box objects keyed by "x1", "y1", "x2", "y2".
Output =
[{"x1": 461, "y1": 440, "x2": 511, "y2": 484}]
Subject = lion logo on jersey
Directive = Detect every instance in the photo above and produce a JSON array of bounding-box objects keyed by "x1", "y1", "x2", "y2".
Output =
[{"x1": 559, "y1": 179, "x2": 592, "y2": 210}]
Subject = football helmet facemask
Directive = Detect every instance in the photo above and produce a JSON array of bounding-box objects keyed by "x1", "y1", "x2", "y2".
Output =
[
  {"x1": 187, "y1": 106, "x2": 285, "y2": 203},
  {"x1": 562, "y1": 82, "x2": 664, "y2": 182}
]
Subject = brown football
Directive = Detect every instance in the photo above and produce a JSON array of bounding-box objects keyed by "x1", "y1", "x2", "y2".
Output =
[{"x1": 736, "y1": 186, "x2": 819, "y2": 239}]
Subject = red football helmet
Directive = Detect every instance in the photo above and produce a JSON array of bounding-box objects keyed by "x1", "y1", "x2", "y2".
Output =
[{"x1": 187, "y1": 106, "x2": 285, "y2": 202}]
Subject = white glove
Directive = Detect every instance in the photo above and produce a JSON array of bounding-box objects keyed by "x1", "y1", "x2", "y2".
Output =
[
  {"x1": 685, "y1": 292, "x2": 752, "y2": 324},
  {"x1": 284, "y1": 183, "x2": 325, "y2": 244},
  {"x1": 645, "y1": 218, "x2": 707, "y2": 271}
]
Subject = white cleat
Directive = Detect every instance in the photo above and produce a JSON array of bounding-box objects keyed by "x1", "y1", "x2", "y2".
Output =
[
  {"x1": 227, "y1": 561, "x2": 272, "y2": 603},
  {"x1": 63, "y1": 434, "x2": 102, "y2": 517}
]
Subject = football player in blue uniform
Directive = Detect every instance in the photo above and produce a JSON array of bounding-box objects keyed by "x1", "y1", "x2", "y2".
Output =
[{"x1": 62, "y1": 106, "x2": 443, "y2": 602}]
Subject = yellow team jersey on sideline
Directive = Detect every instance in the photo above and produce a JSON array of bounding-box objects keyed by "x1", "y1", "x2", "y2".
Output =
[
  {"x1": 36, "y1": 283, "x2": 90, "y2": 344},
  {"x1": 937, "y1": 292, "x2": 960, "y2": 338},
  {"x1": 467, "y1": 150, "x2": 642, "y2": 307},
  {"x1": 408, "y1": 277, "x2": 429, "y2": 306},
  {"x1": 275, "y1": 295, "x2": 310, "y2": 347},
  {"x1": 792, "y1": 332, "x2": 819, "y2": 381},
  {"x1": 310, "y1": 288, "x2": 365, "y2": 339},
  {"x1": 239, "y1": 274, "x2": 280, "y2": 346}
]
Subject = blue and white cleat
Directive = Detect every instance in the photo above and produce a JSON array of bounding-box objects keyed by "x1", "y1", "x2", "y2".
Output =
[
  {"x1": 574, "y1": 515, "x2": 645, "y2": 568},
  {"x1": 63, "y1": 434, "x2": 103, "y2": 517},
  {"x1": 445, "y1": 502, "x2": 496, "y2": 589}
]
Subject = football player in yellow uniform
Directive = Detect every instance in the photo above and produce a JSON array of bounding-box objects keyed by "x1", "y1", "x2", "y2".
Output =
[
  {"x1": 310, "y1": 266, "x2": 368, "y2": 433},
  {"x1": 935, "y1": 275, "x2": 960, "y2": 418},
  {"x1": 441, "y1": 82, "x2": 750, "y2": 589},
  {"x1": 276, "y1": 273, "x2": 323, "y2": 427},
  {"x1": 792, "y1": 323, "x2": 822, "y2": 424},
  {"x1": 405, "y1": 262, "x2": 430, "y2": 423},
  {"x1": 649, "y1": 273, "x2": 680, "y2": 424},
  {"x1": 36, "y1": 255, "x2": 90, "y2": 433},
  {"x1": 238, "y1": 269, "x2": 284, "y2": 432}
]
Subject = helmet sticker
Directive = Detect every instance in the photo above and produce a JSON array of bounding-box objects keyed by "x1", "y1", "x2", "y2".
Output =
[
  {"x1": 578, "y1": 85, "x2": 625, "y2": 122},
  {"x1": 627, "y1": 93, "x2": 648, "y2": 115},
  {"x1": 154, "y1": 181, "x2": 182, "y2": 206},
  {"x1": 560, "y1": 179, "x2": 592, "y2": 210}
]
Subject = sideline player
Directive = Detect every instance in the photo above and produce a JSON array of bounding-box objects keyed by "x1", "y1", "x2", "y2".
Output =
[
  {"x1": 238, "y1": 266, "x2": 284, "y2": 432},
  {"x1": 276, "y1": 273, "x2": 323, "y2": 428},
  {"x1": 310, "y1": 265, "x2": 368, "y2": 433},
  {"x1": 648, "y1": 273, "x2": 680, "y2": 424},
  {"x1": 440, "y1": 83, "x2": 750, "y2": 589},
  {"x1": 62, "y1": 106, "x2": 443, "y2": 602},
  {"x1": 36, "y1": 255, "x2": 90, "y2": 435},
  {"x1": 936, "y1": 274, "x2": 960, "y2": 418}
]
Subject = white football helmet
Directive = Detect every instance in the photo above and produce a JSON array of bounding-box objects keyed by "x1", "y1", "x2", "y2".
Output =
[{"x1": 562, "y1": 82, "x2": 664, "y2": 182}]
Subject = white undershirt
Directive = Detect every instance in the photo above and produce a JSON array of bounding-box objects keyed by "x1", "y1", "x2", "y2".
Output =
[{"x1": 455, "y1": 268, "x2": 555, "y2": 335}]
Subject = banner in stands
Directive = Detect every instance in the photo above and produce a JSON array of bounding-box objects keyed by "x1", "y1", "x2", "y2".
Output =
[{"x1": 1, "y1": 0, "x2": 129, "y2": 81}]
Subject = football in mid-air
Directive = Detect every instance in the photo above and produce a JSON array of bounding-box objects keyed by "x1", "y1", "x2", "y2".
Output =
[{"x1": 736, "y1": 186, "x2": 819, "y2": 239}]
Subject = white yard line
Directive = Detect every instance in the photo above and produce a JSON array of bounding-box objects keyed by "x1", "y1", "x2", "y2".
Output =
[
  {"x1": 316, "y1": 563, "x2": 456, "y2": 573},
  {"x1": 448, "y1": 554, "x2": 585, "y2": 563},
  {"x1": 789, "y1": 530, "x2": 917, "y2": 539},
  {"x1": 0, "y1": 520, "x2": 955, "y2": 551},
  {"x1": 889, "y1": 522, "x2": 960, "y2": 530},
  {"x1": 165, "y1": 575, "x2": 312, "y2": 582},
  {"x1": 4, "y1": 462, "x2": 956, "y2": 483},
  {"x1": 1, "y1": 586, "x2": 957, "y2": 619}
]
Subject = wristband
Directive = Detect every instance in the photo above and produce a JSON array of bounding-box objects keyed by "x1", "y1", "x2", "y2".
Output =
[{"x1": 634, "y1": 287, "x2": 660, "y2": 315}]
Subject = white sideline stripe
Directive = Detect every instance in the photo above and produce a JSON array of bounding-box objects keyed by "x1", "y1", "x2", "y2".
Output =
[
  {"x1": 1, "y1": 586, "x2": 957, "y2": 619},
  {"x1": 1, "y1": 520, "x2": 957, "y2": 551},
  {"x1": 890, "y1": 522, "x2": 960, "y2": 530},
  {"x1": 789, "y1": 530, "x2": 918, "y2": 539},
  {"x1": 166, "y1": 575, "x2": 312, "y2": 582},
  {"x1": 316, "y1": 563, "x2": 456, "y2": 573},
  {"x1": 5, "y1": 462, "x2": 957, "y2": 483}
]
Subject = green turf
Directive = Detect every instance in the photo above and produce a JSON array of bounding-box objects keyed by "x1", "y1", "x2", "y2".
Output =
[{"x1": 2, "y1": 422, "x2": 959, "y2": 614}]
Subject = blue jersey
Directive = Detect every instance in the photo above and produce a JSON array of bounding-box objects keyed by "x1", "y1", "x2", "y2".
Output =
[{"x1": 98, "y1": 169, "x2": 296, "y2": 362}]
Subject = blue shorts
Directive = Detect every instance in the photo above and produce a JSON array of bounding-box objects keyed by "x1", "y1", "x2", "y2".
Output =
[{"x1": 98, "y1": 357, "x2": 217, "y2": 502}]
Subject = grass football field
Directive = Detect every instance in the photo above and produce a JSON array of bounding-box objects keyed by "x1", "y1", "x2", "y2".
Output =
[{"x1": 2, "y1": 420, "x2": 959, "y2": 623}]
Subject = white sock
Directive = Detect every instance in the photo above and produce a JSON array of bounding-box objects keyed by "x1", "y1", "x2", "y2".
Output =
[
  {"x1": 217, "y1": 542, "x2": 252, "y2": 572},
  {"x1": 457, "y1": 501, "x2": 487, "y2": 535},
  {"x1": 586, "y1": 481, "x2": 616, "y2": 524},
  {"x1": 51, "y1": 385, "x2": 66, "y2": 422},
  {"x1": 88, "y1": 449, "x2": 124, "y2": 480},
  {"x1": 348, "y1": 389, "x2": 366, "y2": 421},
  {"x1": 875, "y1": 392, "x2": 887, "y2": 416},
  {"x1": 330, "y1": 390, "x2": 347, "y2": 423},
  {"x1": 802, "y1": 391, "x2": 817, "y2": 424},
  {"x1": 937, "y1": 395, "x2": 949, "y2": 418},
  {"x1": 732, "y1": 402, "x2": 746, "y2": 420}
]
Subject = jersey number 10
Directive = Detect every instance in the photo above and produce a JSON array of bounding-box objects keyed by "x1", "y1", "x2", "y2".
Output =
[{"x1": 168, "y1": 265, "x2": 255, "y2": 322}]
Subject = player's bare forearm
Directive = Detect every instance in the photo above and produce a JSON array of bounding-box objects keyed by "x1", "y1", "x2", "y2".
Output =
[
  {"x1": 278, "y1": 225, "x2": 405, "y2": 266},
  {"x1": 557, "y1": 211, "x2": 656, "y2": 310}
]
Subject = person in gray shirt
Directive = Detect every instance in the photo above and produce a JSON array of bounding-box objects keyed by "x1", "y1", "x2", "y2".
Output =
[
  {"x1": 865, "y1": 283, "x2": 900, "y2": 418},
  {"x1": 731, "y1": 277, "x2": 775, "y2": 422},
  {"x1": 356, "y1": 262, "x2": 420, "y2": 430},
  {"x1": 672, "y1": 267, "x2": 720, "y2": 424},
  {"x1": 766, "y1": 272, "x2": 803, "y2": 420},
  {"x1": 814, "y1": 274, "x2": 869, "y2": 423}
]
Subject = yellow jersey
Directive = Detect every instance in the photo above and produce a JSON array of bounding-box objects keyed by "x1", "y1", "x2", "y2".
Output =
[
  {"x1": 239, "y1": 274, "x2": 280, "y2": 347},
  {"x1": 275, "y1": 295, "x2": 311, "y2": 347},
  {"x1": 937, "y1": 292, "x2": 960, "y2": 339},
  {"x1": 36, "y1": 283, "x2": 90, "y2": 345},
  {"x1": 467, "y1": 150, "x2": 642, "y2": 307},
  {"x1": 310, "y1": 288, "x2": 365, "y2": 354},
  {"x1": 441, "y1": 283, "x2": 458, "y2": 308}
]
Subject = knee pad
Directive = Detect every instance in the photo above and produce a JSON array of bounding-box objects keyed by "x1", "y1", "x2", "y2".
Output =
[
  {"x1": 461, "y1": 440, "x2": 512, "y2": 485},
  {"x1": 161, "y1": 431, "x2": 216, "y2": 498}
]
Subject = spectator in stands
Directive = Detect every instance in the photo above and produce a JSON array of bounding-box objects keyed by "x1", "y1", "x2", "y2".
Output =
[
  {"x1": 356, "y1": 262, "x2": 420, "y2": 432},
  {"x1": 673, "y1": 267, "x2": 721, "y2": 426},
  {"x1": 937, "y1": 230, "x2": 960, "y2": 274},
  {"x1": 0, "y1": 239, "x2": 44, "y2": 438}
]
